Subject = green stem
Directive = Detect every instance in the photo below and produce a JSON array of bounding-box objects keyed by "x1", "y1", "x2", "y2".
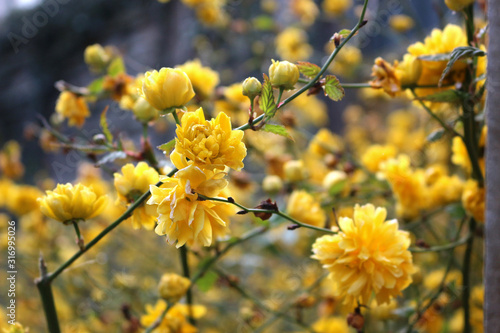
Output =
[
  {"x1": 142, "y1": 123, "x2": 149, "y2": 141},
  {"x1": 144, "y1": 301, "x2": 175, "y2": 333},
  {"x1": 276, "y1": 87, "x2": 284, "y2": 105},
  {"x1": 409, "y1": 234, "x2": 471, "y2": 253},
  {"x1": 72, "y1": 221, "x2": 84, "y2": 250},
  {"x1": 462, "y1": 218, "x2": 477, "y2": 333},
  {"x1": 35, "y1": 257, "x2": 61, "y2": 333},
  {"x1": 180, "y1": 246, "x2": 195, "y2": 325},
  {"x1": 172, "y1": 110, "x2": 181, "y2": 125}
]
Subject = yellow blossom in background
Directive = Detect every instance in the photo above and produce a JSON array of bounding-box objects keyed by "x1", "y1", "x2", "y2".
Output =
[
  {"x1": 55, "y1": 91, "x2": 91, "y2": 128},
  {"x1": 170, "y1": 108, "x2": 247, "y2": 171},
  {"x1": 462, "y1": 180, "x2": 485, "y2": 222},
  {"x1": 424, "y1": 269, "x2": 462, "y2": 290},
  {"x1": 158, "y1": 273, "x2": 191, "y2": 302},
  {"x1": 283, "y1": 160, "x2": 308, "y2": 182},
  {"x1": 38, "y1": 183, "x2": 108, "y2": 224},
  {"x1": 2, "y1": 322, "x2": 29, "y2": 333},
  {"x1": 114, "y1": 162, "x2": 159, "y2": 230},
  {"x1": 445, "y1": 0, "x2": 475, "y2": 11},
  {"x1": 452, "y1": 135, "x2": 471, "y2": 173},
  {"x1": 6, "y1": 184, "x2": 43, "y2": 217},
  {"x1": 287, "y1": 190, "x2": 326, "y2": 228},
  {"x1": 141, "y1": 300, "x2": 206, "y2": 333},
  {"x1": 389, "y1": 14, "x2": 415, "y2": 33},
  {"x1": 195, "y1": 0, "x2": 228, "y2": 27},
  {"x1": 269, "y1": 59, "x2": 300, "y2": 90},
  {"x1": 214, "y1": 83, "x2": 251, "y2": 126},
  {"x1": 394, "y1": 54, "x2": 422, "y2": 87},
  {"x1": 312, "y1": 316, "x2": 350, "y2": 333},
  {"x1": 84, "y1": 43, "x2": 110, "y2": 73},
  {"x1": 327, "y1": 44, "x2": 362, "y2": 78},
  {"x1": 148, "y1": 165, "x2": 235, "y2": 247},
  {"x1": 289, "y1": 93, "x2": 328, "y2": 127},
  {"x1": 361, "y1": 144, "x2": 397, "y2": 173},
  {"x1": 275, "y1": 27, "x2": 313, "y2": 62},
  {"x1": 312, "y1": 204, "x2": 414, "y2": 307},
  {"x1": 177, "y1": 59, "x2": 220, "y2": 99},
  {"x1": 323, "y1": 0, "x2": 352, "y2": 16},
  {"x1": 290, "y1": 0, "x2": 319, "y2": 26},
  {"x1": 308, "y1": 128, "x2": 344, "y2": 156},
  {"x1": 0, "y1": 141, "x2": 24, "y2": 180},
  {"x1": 141, "y1": 67, "x2": 195, "y2": 111}
]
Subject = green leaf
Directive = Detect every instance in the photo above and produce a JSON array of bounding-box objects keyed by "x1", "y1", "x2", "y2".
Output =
[
  {"x1": 100, "y1": 107, "x2": 113, "y2": 143},
  {"x1": 252, "y1": 15, "x2": 274, "y2": 31},
  {"x1": 108, "y1": 57, "x2": 126, "y2": 77},
  {"x1": 427, "y1": 128, "x2": 445, "y2": 142},
  {"x1": 262, "y1": 124, "x2": 294, "y2": 140},
  {"x1": 328, "y1": 180, "x2": 347, "y2": 196},
  {"x1": 296, "y1": 61, "x2": 321, "y2": 79},
  {"x1": 96, "y1": 151, "x2": 127, "y2": 166},
  {"x1": 446, "y1": 203, "x2": 466, "y2": 219},
  {"x1": 323, "y1": 75, "x2": 345, "y2": 101},
  {"x1": 337, "y1": 29, "x2": 352, "y2": 39},
  {"x1": 260, "y1": 74, "x2": 277, "y2": 118},
  {"x1": 196, "y1": 271, "x2": 218, "y2": 292},
  {"x1": 157, "y1": 139, "x2": 176, "y2": 154},
  {"x1": 439, "y1": 46, "x2": 486, "y2": 86},
  {"x1": 418, "y1": 90, "x2": 467, "y2": 103},
  {"x1": 418, "y1": 53, "x2": 452, "y2": 62},
  {"x1": 87, "y1": 77, "x2": 104, "y2": 94}
]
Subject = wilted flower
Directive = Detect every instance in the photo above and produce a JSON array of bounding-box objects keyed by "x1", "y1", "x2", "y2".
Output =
[
  {"x1": 38, "y1": 183, "x2": 108, "y2": 224},
  {"x1": 312, "y1": 204, "x2": 414, "y2": 307},
  {"x1": 369, "y1": 57, "x2": 401, "y2": 97},
  {"x1": 55, "y1": 91, "x2": 91, "y2": 128}
]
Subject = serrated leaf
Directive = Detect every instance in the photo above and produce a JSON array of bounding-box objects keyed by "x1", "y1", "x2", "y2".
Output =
[
  {"x1": 297, "y1": 61, "x2": 321, "y2": 79},
  {"x1": 96, "y1": 151, "x2": 127, "y2": 166},
  {"x1": 88, "y1": 77, "x2": 104, "y2": 94},
  {"x1": 262, "y1": 124, "x2": 294, "y2": 140},
  {"x1": 196, "y1": 271, "x2": 218, "y2": 292},
  {"x1": 260, "y1": 74, "x2": 277, "y2": 118},
  {"x1": 323, "y1": 75, "x2": 345, "y2": 101},
  {"x1": 418, "y1": 90, "x2": 467, "y2": 103},
  {"x1": 157, "y1": 139, "x2": 176, "y2": 154},
  {"x1": 108, "y1": 57, "x2": 126, "y2": 77},
  {"x1": 427, "y1": 128, "x2": 445, "y2": 142},
  {"x1": 439, "y1": 46, "x2": 486, "y2": 86},
  {"x1": 100, "y1": 107, "x2": 113, "y2": 143}
]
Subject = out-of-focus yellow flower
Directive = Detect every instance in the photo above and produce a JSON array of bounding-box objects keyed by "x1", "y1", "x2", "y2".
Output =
[
  {"x1": 275, "y1": 27, "x2": 313, "y2": 62},
  {"x1": 322, "y1": 170, "x2": 348, "y2": 193},
  {"x1": 283, "y1": 160, "x2": 308, "y2": 182},
  {"x1": 181, "y1": 0, "x2": 205, "y2": 7},
  {"x1": 452, "y1": 136, "x2": 471, "y2": 172},
  {"x1": 0, "y1": 141, "x2": 24, "y2": 180},
  {"x1": 327, "y1": 44, "x2": 362, "y2": 77},
  {"x1": 424, "y1": 269, "x2": 462, "y2": 290},
  {"x1": 389, "y1": 15, "x2": 415, "y2": 33},
  {"x1": 148, "y1": 165, "x2": 235, "y2": 247},
  {"x1": 84, "y1": 43, "x2": 110, "y2": 73},
  {"x1": 323, "y1": 0, "x2": 352, "y2": 16},
  {"x1": 141, "y1": 300, "x2": 206, "y2": 333},
  {"x1": 114, "y1": 162, "x2": 159, "y2": 230},
  {"x1": 445, "y1": 0, "x2": 474, "y2": 11},
  {"x1": 2, "y1": 322, "x2": 28, "y2": 333},
  {"x1": 158, "y1": 273, "x2": 191, "y2": 302},
  {"x1": 369, "y1": 57, "x2": 401, "y2": 97},
  {"x1": 214, "y1": 83, "x2": 251, "y2": 127},
  {"x1": 132, "y1": 96, "x2": 159, "y2": 123},
  {"x1": 312, "y1": 316, "x2": 350, "y2": 333},
  {"x1": 141, "y1": 67, "x2": 195, "y2": 111},
  {"x1": 262, "y1": 175, "x2": 283, "y2": 193},
  {"x1": 269, "y1": 60, "x2": 299, "y2": 90},
  {"x1": 312, "y1": 204, "x2": 414, "y2": 307},
  {"x1": 38, "y1": 183, "x2": 108, "y2": 224},
  {"x1": 462, "y1": 180, "x2": 485, "y2": 222},
  {"x1": 361, "y1": 144, "x2": 397, "y2": 173},
  {"x1": 195, "y1": 1, "x2": 228, "y2": 27},
  {"x1": 308, "y1": 129, "x2": 344, "y2": 156},
  {"x1": 177, "y1": 59, "x2": 220, "y2": 99},
  {"x1": 242, "y1": 77, "x2": 262, "y2": 98},
  {"x1": 394, "y1": 54, "x2": 422, "y2": 87},
  {"x1": 427, "y1": 173, "x2": 463, "y2": 208},
  {"x1": 287, "y1": 190, "x2": 326, "y2": 227},
  {"x1": 55, "y1": 91, "x2": 91, "y2": 128},
  {"x1": 289, "y1": 93, "x2": 328, "y2": 127},
  {"x1": 291, "y1": 0, "x2": 319, "y2": 26},
  {"x1": 170, "y1": 108, "x2": 247, "y2": 171},
  {"x1": 6, "y1": 185, "x2": 43, "y2": 217},
  {"x1": 369, "y1": 299, "x2": 398, "y2": 320}
]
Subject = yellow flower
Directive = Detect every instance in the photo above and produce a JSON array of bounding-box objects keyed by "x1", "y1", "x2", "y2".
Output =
[
  {"x1": 312, "y1": 204, "x2": 414, "y2": 307},
  {"x1": 141, "y1": 300, "x2": 206, "y2": 333},
  {"x1": 394, "y1": 54, "x2": 422, "y2": 87},
  {"x1": 0, "y1": 141, "x2": 24, "y2": 180},
  {"x1": 242, "y1": 77, "x2": 262, "y2": 98},
  {"x1": 158, "y1": 273, "x2": 191, "y2": 302},
  {"x1": 327, "y1": 44, "x2": 362, "y2": 78},
  {"x1": 291, "y1": 0, "x2": 319, "y2": 26},
  {"x1": 2, "y1": 322, "x2": 28, "y2": 333},
  {"x1": 38, "y1": 183, "x2": 108, "y2": 223},
  {"x1": 423, "y1": 269, "x2": 462, "y2": 290},
  {"x1": 170, "y1": 108, "x2": 247, "y2": 171},
  {"x1": 177, "y1": 59, "x2": 220, "y2": 99},
  {"x1": 147, "y1": 165, "x2": 235, "y2": 247},
  {"x1": 84, "y1": 43, "x2": 110, "y2": 73},
  {"x1": 462, "y1": 180, "x2": 485, "y2": 222},
  {"x1": 132, "y1": 96, "x2": 159, "y2": 123},
  {"x1": 312, "y1": 316, "x2": 350, "y2": 333},
  {"x1": 269, "y1": 59, "x2": 300, "y2": 90},
  {"x1": 389, "y1": 15, "x2": 415, "y2": 33},
  {"x1": 275, "y1": 27, "x2": 313, "y2": 62},
  {"x1": 6, "y1": 184, "x2": 43, "y2": 217},
  {"x1": 141, "y1": 67, "x2": 195, "y2": 111},
  {"x1": 114, "y1": 162, "x2": 159, "y2": 230},
  {"x1": 322, "y1": 0, "x2": 352, "y2": 16},
  {"x1": 287, "y1": 190, "x2": 326, "y2": 227},
  {"x1": 445, "y1": 0, "x2": 474, "y2": 11},
  {"x1": 55, "y1": 91, "x2": 91, "y2": 128},
  {"x1": 283, "y1": 160, "x2": 308, "y2": 182},
  {"x1": 369, "y1": 57, "x2": 401, "y2": 97},
  {"x1": 308, "y1": 128, "x2": 345, "y2": 156},
  {"x1": 361, "y1": 145, "x2": 397, "y2": 173}
]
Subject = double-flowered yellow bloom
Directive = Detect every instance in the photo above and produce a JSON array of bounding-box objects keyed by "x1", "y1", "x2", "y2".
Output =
[
  {"x1": 38, "y1": 183, "x2": 108, "y2": 224},
  {"x1": 55, "y1": 91, "x2": 91, "y2": 128},
  {"x1": 312, "y1": 204, "x2": 415, "y2": 307}
]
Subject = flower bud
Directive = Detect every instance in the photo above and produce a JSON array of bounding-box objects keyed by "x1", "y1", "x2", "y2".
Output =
[
  {"x1": 84, "y1": 44, "x2": 110, "y2": 73},
  {"x1": 444, "y1": 0, "x2": 474, "y2": 11},
  {"x1": 141, "y1": 67, "x2": 195, "y2": 111},
  {"x1": 283, "y1": 160, "x2": 307, "y2": 182},
  {"x1": 242, "y1": 77, "x2": 262, "y2": 98},
  {"x1": 262, "y1": 175, "x2": 283, "y2": 193},
  {"x1": 269, "y1": 60, "x2": 300, "y2": 90},
  {"x1": 158, "y1": 273, "x2": 191, "y2": 302},
  {"x1": 322, "y1": 170, "x2": 347, "y2": 192},
  {"x1": 132, "y1": 97, "x2": 159, "y2": 123}
]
